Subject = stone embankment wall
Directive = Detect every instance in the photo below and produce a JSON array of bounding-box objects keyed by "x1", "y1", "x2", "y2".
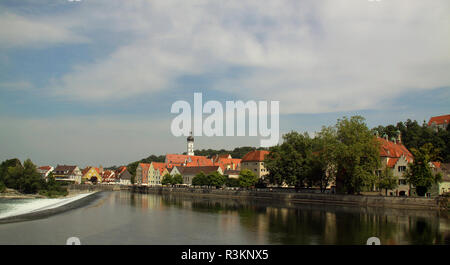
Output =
[{"x1": 130, "y1": 186, "x2": 444, "y2": 210}]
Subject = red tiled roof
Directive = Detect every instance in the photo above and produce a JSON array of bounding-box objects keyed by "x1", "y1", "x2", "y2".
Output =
[
  {"x1": 117, "y1": 166, "x2": 127, "y2": 174},
  {"x1": 387, "y1": 158, "x2": 399, "y2": 168},
  {"x1": 377, "y1": 137, "x2": 413, "y2": 163},
  {"x1": 102, "y1": 170, "x2": 115, "y2": 178},
  {"x1": 81, "y1": 167, "x2": 100, "y2": 176},
  {"x1": 213, "y1": 158, "x2": 242, "y2": 170},
  {"x1": 431, "y1": 161, "x2": 441, "y2": 168},
  {"x1": 428, "y1": 114, "x2": 450, "y2": 126},
  {"x1": 38, "y1": 166, "x2": 52, "y2": 171},
  {"x1": 165, "y1": 154, "x2": 212, "y2": 167},
  {"x1": 152, "y1": 162, "x2": 167, "y2": 175},
  {"x1": 242, "y1": 150, "x2": 270, "y2": 162}
]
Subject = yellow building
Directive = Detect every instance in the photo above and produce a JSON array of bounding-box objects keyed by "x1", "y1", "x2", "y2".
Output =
[{"x1": 81, "y1": 167, "x2": 102, "y2": 183}]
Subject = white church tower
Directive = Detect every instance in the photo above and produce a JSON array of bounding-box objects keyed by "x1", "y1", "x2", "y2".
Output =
[{"x1": 187, "y1": 131, "x2": 194, "y2": 156}]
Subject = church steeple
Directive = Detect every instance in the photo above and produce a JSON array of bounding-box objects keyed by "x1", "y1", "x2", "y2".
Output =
[{"x1": 187, "y1": 131, "x2": 194, "y2": 156}]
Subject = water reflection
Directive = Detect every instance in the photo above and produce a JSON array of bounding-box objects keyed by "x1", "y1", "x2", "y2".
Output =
[{"x1": 121, "y1": 192, "x2": 449, "y2": 245}]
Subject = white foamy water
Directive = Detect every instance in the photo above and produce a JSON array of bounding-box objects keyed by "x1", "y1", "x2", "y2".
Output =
[{"x1": 0, "y1": 192, "x2": 96, "y2": 219}]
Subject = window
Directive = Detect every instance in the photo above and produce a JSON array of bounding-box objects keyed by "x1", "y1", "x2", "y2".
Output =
[{"x1": 398, "y1": 166, "x2": 406, "y2": 172}]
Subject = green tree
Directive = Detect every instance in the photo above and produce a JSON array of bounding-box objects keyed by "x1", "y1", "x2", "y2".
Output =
[
  {"x1": 377, "y1": 167, "x2": 398, "y2": 196},
  {"x1": 0, "y1": 158, "x2": 22, "y2": 188},
  {"x1": 40, "y1": 173, "x2": 68, "y2": 197},
  {"x1": 265, "y1": 131, "x2": 314, "y2": 187},
  {"x1": 309, "y1": 126, "x2": 339, "y2": 192},
  {"x1": 192, "y1": 172, "x2": 207, "y2": 186},
  {"x1": 238, "y1": 169, "x2": 258, "y2": 188},
  {"x1": 335, "y1": 116, "x2": 380, "y2": 194},
  {"x1": 6, "y1": 159, "x2": 45, "y2": 194},
  {"x1": 172, "y1": 174, "x2": 183, "y2": 185},
  {"x1": 225, "y1": 177, "x2": 240, "y2": 187},
  {"x1": 208, "y1": 172, "x2": 226, "y2": 187},
  {"x1": 161, "y1": 174, "x2": 173, "y2": 186},
  {"x1": 404, "y1": 143, "x2": 442, "y2": 196},
  {"x1": 0, "y1": 158, "x2": 68, "y2": 197},
  {"x1": 0, "y1": 181, "x2": 5, "y2": 193}
]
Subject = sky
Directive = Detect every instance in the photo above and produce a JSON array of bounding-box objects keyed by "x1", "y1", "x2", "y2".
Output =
[{"x1": 0, "y1": 0, "x2": 449, "y2": 167}]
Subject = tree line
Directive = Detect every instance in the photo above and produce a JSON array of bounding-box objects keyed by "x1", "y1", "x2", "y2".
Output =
[
  {"x1": 189, "y1": 169, "x2": 259, "y2": 188},
  {"x1": 0, "y1": 158, "x2": 68, "y2": 197},
  {"x1": 264, "y1": 116, "x2": 443, "y2": 196}
]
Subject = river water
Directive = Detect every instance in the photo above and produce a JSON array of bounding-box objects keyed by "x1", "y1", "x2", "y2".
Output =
[{"x1": 0, "y1": 191, "x2": 448, "y2": 245}]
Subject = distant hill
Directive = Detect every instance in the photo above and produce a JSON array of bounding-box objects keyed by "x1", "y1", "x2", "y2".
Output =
[{"x1": 185, "y1": 146, "x2": 267, "y2": 159}]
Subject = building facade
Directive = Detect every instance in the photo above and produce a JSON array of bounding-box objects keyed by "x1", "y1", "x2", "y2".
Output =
[
  {"x1": 53, "y1": 165, "x2": 82, "y2": 184},
  {"x1": 376, "y1": 134, "x2": 414, "y2": 196},
  {"x1": 428, "y1": 114, "x2": 450, "y2": 132},
  {"x1": 241, "y1": 150, "x2": 270, "y2": 179},
  {"x1": 135, "y1": 163, "x2": 151, "y2": 185},
  {"x1": 81, "y1": 167, "x2": 102, "y2": 183}
]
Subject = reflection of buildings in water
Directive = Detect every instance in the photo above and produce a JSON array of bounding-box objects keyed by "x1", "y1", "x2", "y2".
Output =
[
  {"x1": 323, "y1": 212, "x2": 337, "y2": 244},
  {"x1": 217, "y1": 211, "x2": 240, "y2": 237},
  {"x1": 182, "y1": 200, "x2": 193, "y2": 209}
]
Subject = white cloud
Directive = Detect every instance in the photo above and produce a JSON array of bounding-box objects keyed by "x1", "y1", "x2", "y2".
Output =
[
  {"x1": 6, "y1": 0, "x2": 450, "y2": 113},
  {"x1": 0, "y1": 12, "x2": 89, "y2": 48}
]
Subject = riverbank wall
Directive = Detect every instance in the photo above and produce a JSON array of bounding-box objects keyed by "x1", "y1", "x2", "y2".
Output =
[
  {"x1": 67, "y1": 184, "x2": 448, "y2": 211},
  {"x1": 136, "y1": 186, "x2": 446, "y2": 210}
]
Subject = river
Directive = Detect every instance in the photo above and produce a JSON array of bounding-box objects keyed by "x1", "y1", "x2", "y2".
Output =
[{"x1": 0, "y1": 191, "x2": 448, "y2": 245}]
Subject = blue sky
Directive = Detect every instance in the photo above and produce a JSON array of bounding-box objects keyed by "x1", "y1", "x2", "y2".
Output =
[{"x1": 0, "y1": 0, "x2": 449, "y2": 167}]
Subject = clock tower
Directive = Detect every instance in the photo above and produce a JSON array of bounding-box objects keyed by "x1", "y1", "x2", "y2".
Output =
[{"x1": 187, "y1": 131, "x2": 194, "y2": 156}]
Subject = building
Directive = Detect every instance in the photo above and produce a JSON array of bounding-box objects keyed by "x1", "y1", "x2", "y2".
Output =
[
  {"x1": 187, "y1": 131, "x2": 194, "y2": 156},
  {"x1": 428, "y1": 114, "x2": 450, "y2": 132},
  {"x1": 53, "y1": 165, "x2": 82, "y2": 184},
  {"x1": 376, "y1": 133, "x2": 414, "y2": 196},
  {"x1": 211, "y1": 154, "x2": 242, "y2": 171},
  {"x1": 101, "y1": 170, "x2": 116, "y2": 184},
  {"x1": 135, "y1": 163, "x2": 151, "y2": 185},
  {"x1": 223, "y1": 169, "x2": 240, "y2": 179},
  {"x1": 81, "y1": 167, "x2": 102, "y2": 183},
  {"x1": 169, "y1": 166, "x2": 181, "y2": 177},
  {"x1": 241, "y1": 150, "x2": 270, "y2": 179},
  {"x1": 148, "y1": 162, "x2": 167, "y2": 186},
  {"x1": 37, "y1": 166, "x2": 54, "y2": 179},
  {"x1": 116, "y1": 166, "x2": 132, "y2": 185},
  {"x1": 429, "y1": 162, "x2": 450, "y2": 196},
  {"x1": 165, "y1": 154, "x2": 213, "y2": 168},
  {"x1": 177, "y1": 166, "x2": 223, "y2": 185}
]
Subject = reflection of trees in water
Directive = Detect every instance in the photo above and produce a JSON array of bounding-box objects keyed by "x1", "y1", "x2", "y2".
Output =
[
  {"x1": 333, "y1": 213, "x2": 400, "y2": 245},
  {"x1": 118, "y1": 192, "x2": 449, "y2": 245},
  {"x1": 403, "y1": 218, "x2": 447, "y2": 245},
  {"x1": 263, "y1": 208, "x2": 330, "y2": 244}
]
